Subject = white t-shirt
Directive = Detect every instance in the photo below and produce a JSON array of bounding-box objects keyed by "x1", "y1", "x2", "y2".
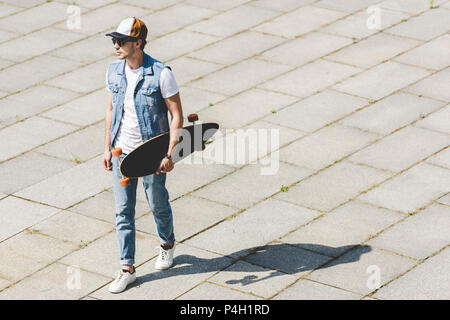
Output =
[{"x1": 106, "y1": 63, "x2": 179, "y2": 153}]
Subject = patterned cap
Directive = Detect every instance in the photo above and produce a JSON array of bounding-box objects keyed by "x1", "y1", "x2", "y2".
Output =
[{"x1": 105, "y1": 17, "x2": 148, "y2": 39}]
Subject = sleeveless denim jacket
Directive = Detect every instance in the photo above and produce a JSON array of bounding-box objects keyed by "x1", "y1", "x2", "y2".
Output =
[{"x1": 106, "y1": 53, "x2": 170, "y2": 149}]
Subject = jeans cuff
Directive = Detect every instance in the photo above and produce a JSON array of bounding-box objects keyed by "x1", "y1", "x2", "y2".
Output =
[{"x1": 120, "y1": 259, "x2": 135, "y2": 266}]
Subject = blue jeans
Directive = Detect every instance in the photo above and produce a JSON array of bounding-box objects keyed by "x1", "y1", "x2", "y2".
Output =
[{"x1": 112, "y1": 154, "x2": 175, "y2": 266}]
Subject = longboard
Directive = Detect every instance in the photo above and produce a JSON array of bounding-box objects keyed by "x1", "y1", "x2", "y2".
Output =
[{"x1": 111, "y1": 114, "x2": 219, "y2": 185}]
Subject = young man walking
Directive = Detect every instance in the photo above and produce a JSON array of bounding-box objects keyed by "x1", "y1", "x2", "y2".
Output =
[{"x1": 102, "y1": 17, "x2": 183, "y2": 293}]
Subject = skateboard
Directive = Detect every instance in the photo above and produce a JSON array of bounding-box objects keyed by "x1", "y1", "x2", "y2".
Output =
[{"x1": 111, "y1": 113, "x2": 219, "y2": 186}]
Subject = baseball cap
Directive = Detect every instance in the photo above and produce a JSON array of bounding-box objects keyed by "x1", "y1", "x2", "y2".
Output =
[{"x1": 105, "y1": 17, "x2": 147, "y2": 39}]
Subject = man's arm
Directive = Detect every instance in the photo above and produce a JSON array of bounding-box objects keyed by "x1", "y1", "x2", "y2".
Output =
[
  {"x1": 102, "y1": 92, "x2": 113, "y2": 171},
  {"x1": 156, "y1": 92, "x2": 183, "y2": 174}
]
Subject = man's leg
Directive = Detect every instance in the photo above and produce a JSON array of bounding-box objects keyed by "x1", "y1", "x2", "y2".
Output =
[
  {"x1": 142, "y1": 172, "x2": 175, "y2": 246},
  {"x1": 112, "y1": 154, "x2": 138, "y2": 268}
]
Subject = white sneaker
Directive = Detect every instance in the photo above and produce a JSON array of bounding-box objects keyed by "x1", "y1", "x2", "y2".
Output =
[
  {"x1": 155, "y1": 243, "x2": 175, "y2": 270},
  {"x1": 108, "y1": 269, "x2": 136, "y2": 293}
]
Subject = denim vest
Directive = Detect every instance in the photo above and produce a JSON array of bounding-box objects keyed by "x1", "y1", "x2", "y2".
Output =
[{"x1": 106, "y1": 53, "x2": 170, "y2": 149}]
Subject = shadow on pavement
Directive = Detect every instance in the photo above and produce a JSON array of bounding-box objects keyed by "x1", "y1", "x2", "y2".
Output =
[{"x1": 132, "y1": 243, "x2": 372, "y2": 288}]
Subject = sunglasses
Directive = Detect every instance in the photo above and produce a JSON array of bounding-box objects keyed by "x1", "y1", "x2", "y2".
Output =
[{"x1": 112, "y1": 37, "x2": 137, "y2": 47}]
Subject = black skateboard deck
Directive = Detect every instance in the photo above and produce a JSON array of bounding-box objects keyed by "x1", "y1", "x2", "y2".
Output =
[{"x1": 117, "y1": 121, "x2": 219, "y2": 179}]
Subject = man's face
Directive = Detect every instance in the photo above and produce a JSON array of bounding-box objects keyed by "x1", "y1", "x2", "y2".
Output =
[{"x1": 112, "y1": 37, "x2": 139, "y2": 59}]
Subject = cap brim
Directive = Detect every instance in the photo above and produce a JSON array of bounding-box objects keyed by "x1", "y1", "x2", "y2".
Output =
[{"x1": 105, "y1": 32, "x2": 130, "y2": 38}]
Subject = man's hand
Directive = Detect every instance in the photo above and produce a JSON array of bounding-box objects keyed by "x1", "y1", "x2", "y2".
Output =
[
  {"x1": 156, "y1": 157, "x2": 174, "y2": 174},
  {"x1": 103, "y1": 150, "x2": 112, "y2": 171}
]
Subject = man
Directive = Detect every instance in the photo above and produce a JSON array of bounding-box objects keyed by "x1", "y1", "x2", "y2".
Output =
[{"x1": 102, "y1": 17, "x2": 183, "y2": 294}]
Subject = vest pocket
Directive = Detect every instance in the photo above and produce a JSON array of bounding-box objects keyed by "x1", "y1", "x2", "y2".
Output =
[{"x1": 141, "y1": 87, "x2": 158, "y2": 106}]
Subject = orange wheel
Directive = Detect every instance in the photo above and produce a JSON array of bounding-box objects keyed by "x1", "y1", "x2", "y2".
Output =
[
  {"x1": 202, "y1": 143, "x2": 206, "y2": 151},
  {"x1": 187, "y1": 113, "x2": 199, "y2": 123},
  {"x1": 119, "y1": 177, "x2": 130, "y2": 187},
  {"x1": 112, "y1": 147, "x2": 122, "y2": 157}
]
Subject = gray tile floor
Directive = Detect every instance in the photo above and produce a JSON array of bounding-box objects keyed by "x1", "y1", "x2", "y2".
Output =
[{"x1": 0, "y1": 0, "x2": 448, "y2": 300}]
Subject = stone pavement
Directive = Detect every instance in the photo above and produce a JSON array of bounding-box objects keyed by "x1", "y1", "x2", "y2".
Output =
[{"x1": 0, "y1": 0, "x2": 449, "y2": 300}]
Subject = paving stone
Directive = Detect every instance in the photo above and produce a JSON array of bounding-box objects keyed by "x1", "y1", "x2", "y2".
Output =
[
  {"x1": 0, "y1": 27, "x2": 85, "y2": 63},
  {"x1": 59, "y1": 231, "x2": 160, "y2": 278},
  {"x1": 0, "y1": 278, "x2": 11, "y2": 292},
  {"x1": 326, "y1": 33, "x2": 421, "y2": 68},
  {"x1": 51, "y1": 33, "x2": 114, "y2": 64},
  {"x1": 275, "y1": 161, "x2": 392, "y2": 212},
  {"x1": 14, "y1": 155, "x2": 112, "y2": 209},
  {"x1": 436, "y1": 193, "x2": 450, "y2": 206},
  {"x1": 41, "y1": 89, "x2": 108, "y2": 127},
  {"x1": 32, "y1": 210, "x2": 114, "y2": 245},
  {"x1": 385, "y1": 8, "x2": 450, "y2": 40},
  {"x1": 0, "y1": 193, "x2": 7, "y2": 200},
  {"x1": 89, "y1": 243, "x2": 234, "y2": 300},
  {"x1": 244, "y1": 242, "x2": 332, "y2": 276},
  {"x1": 307, "y1": 246, "x2": 417, "y2": 295},
  {"x1": 45, "y1": 57, "x2": 115, "y2": 93},
  {"x1": 178, "y1": 86, "x2": 227, "y2": 115},
  {"x1": 208, "y1": 260, "x2": 297, "y2": 299},
  {"x1": 0, "y1": 116, "x2": 78, "y2": 162},
  {"x1": 339, "y1": 92, "x2": 445, "y2": 135},
  {"x1": 358, "y1": 162, "x2": 450, "y2": 213},
  {"x1": 185, "y1": 0, "x2": 251, "y2": 11},
  {"x1": 0, "y1": 230, "x2": 78, "y2": 283},
  {"x1": 136, "y1": 195, "x2": 238, "y2": 242},
  {"x1": 0, "y1": 196, "x2": 60, "y2": 242},
  {"x1": 2, "y1": 0, "x2": 45, "y2": 7},
  {"x1": 185, "y1": 198, "x2": 320, "y2": 258},
  {"x1": 147, "y1": 30, "x2": 219, "y2": 62},
  {"x1": 379, "y1": 0, "x2": 448, "y2": 14},
  {"x1": 403, "y1": 68, "x2": 450, "y2": 102},
  {"x1": 166, "y1": 162, "x2": 235, "y2": 200},
  {"x1": 259, "y1": 59, "x2": 361, "y2": 98},
  {"x1": 191, "y1": 161, "x2": 312, "y2": 209},
  {"x1": 53, "y1": 3, "x2": 151, "y2": 35},
  {"x1": 367, "y1": 203, "x2": 450, "y2": 259},
  {"x1": 0, "y1": 151, "x2": 75, "y2": 194},
  {"x1": 280, "y1": 124, "x2": 380, "y2": 170},
  {"x1": 274, "y1": 279, "x2": 363, "y2": 300},
  {"x1": 320, "y1": 8, "x2": 409, "y2": 40},
  {"x1": 254, "y1": 5, "x2": 346, "y2": 38},
  {"x1": 186, "y1": 5, "x2": 278, "y2": 38},
  {"x1": 0, "y1": 262, "x2": 110, "y2": 300},
  {"x1": 394, "y1": 34, "x2": 450, "y2": 70},
  {"x1": 333, "y1": 61, "x2": 430, "y2": 100},
  {"x1": 0, "y1": 57, "x2": 15, "y2": 70},
  {"x1": 141, "y1": 3, "x2": 217, "y2": 39},
  {"x1": 261, "y1": 31, "x2": 353, "y2": 67},
  {"x1": 264, "y1": 89, "x2": 367, "y2": 132},
  {"x1": 35, "y1": 122, "x2": 105, "y2": 163},
  {"x1": 197, "y1": 88, "x2": 298, "y2": 129},
  {"x1": 282, "y1": 200, "x2": 405, "y2": 257},
  {"x1": 374, "y1": 246, "x2": 450, "y2": 299},
  {"x1": 0, "y1": 2, "x2": 68, "y2": 34},
  {"x1": 121, "y1": 0, "x2": 182, "y2": 10},
  {"x1": 349, "y1": 126, "x2": 449, "y2": 172},
  {"x1": 166, "y1": 57, "x2": 223, "y2": 86},
  {"x1": 426, "y1": 147, "x2": 450, "y2": 169},
  {"x1": 57, "y1": 0, "x2": 116, "y2": 9},
  {"x1": 189, "y1": 31, "x2": 286, "y2": 65},
  {"x1": 250, "y1": 0, "x2": 317, "y2": 12},
  {"x1": 178, "y1": 281, "x2": 258, "y2": 300},
  {"x1": 414, "y1": 105, "x2": 450, "y2": 135},
  {"x1": 69, "y1": 190, "x2": 149, "y2": 225},
  {"x1": 0, "y1": 55, "x2": 83, "y2": 93},
  {"x1": 314, "y1": 0, "x2": 384, "y2": 13},
  {"x1": 190, "y1": 58, "x2": 292, "y2": 96},
  {"x1": 0, "y1": 3, "x2": 23, "y2": 17},
  {"x1": 0, "y1": 85, "x2": 79, "y2": 129}
]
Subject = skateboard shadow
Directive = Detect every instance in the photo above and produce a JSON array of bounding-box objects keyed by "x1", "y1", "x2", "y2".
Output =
[{"x1": 131, "y1": 243, "x2": 371, "y2": 288}]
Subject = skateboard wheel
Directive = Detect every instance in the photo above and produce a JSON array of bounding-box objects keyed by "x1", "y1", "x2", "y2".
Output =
[
  {"x1": 112, "y1": 147, "x2": 123, "y2": 157},
  {"x1": 119, "y1": 177, "x2": 130, "y2": 187},
  {"x1": 202, "y1": 143, "x2": 206, "y2": 151},
  {"x1": 187, "y1": 113, "x2": 198, "y2": 123}
]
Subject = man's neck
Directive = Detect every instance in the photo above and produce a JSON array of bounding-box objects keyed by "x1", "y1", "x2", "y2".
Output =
[{"x1": 126, "y1": 50, "x2": 144, "y2": 70}]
